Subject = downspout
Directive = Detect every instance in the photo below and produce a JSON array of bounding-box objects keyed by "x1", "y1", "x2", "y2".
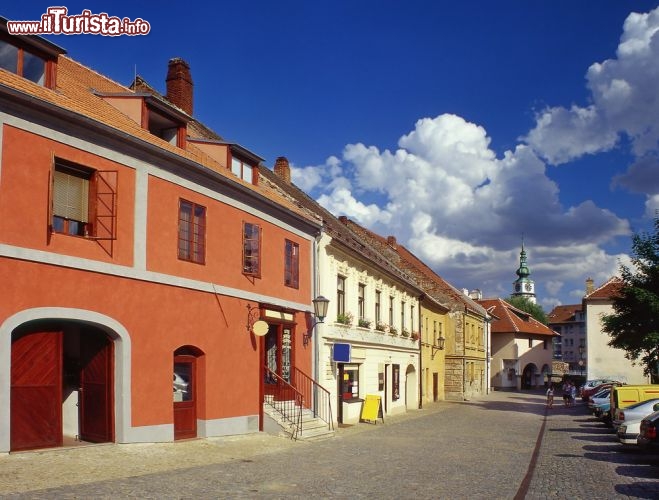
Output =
[
  {"x1": 418, "y1": 295, "x2": 423, "y2": 409},
  {"x1": 463, "y1": 306, "x2": 467, "y2": 401},
  {"x1": 312, "y1": 230, "x2": 322, "y2": 383}
]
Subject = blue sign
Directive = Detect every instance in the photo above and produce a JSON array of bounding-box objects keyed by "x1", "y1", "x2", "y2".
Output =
[{"x1": 333, "y1": 343, "x2": 351, "y2": 362}]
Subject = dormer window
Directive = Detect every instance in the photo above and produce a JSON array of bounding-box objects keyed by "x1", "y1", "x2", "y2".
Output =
[
  {"x1": 145, "y1": 105, "x2": 186, "y2": 148},
  {"x1": 0, "y1": 27, "x2": 63, "y2": 89},
  {"x1": 231, "y1": 157, "x2": 254, "y2": 183}
]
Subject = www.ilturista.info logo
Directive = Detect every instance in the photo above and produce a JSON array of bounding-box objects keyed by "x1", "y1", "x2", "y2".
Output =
[{"x1": 7, "y1": 7, "x2": 151, "y2": 36}]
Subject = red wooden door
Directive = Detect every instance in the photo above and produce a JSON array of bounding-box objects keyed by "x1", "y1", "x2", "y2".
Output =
[
  {"x1": 173, "y1": 356, "x2": 196, "y2": 440},
  {"x1": 80, "y1": 334, "x2": 113, "y2": 443},
  {"x1": 11, "y1": 331, "x2": 63, "y2": 451}
]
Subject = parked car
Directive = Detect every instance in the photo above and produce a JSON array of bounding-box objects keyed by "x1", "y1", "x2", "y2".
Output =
[
  {"x1": 594, "y1": 402, "x2": 612, "y2": 425},
  {"x1": 612, "y1": 398, "x2": 659, "y2": 430},
  {"x1": 588, "y1": 389, "x2": 611, "y2": 413},
  {"x1": 610, "y1": 385, "x2": 659, "y2": 424},
  {"x1": 581, "y1": 379, "x2": 617, "y2": 400},
  {"x1": 637, "y1": 410, "x2": 659, "y2": 450},
  {"x1": 581, "y1": 381, "x2": 620, "y2": 402},
  {"x1": 617, "y1": 418, "x2": 643, "y2": 445}
]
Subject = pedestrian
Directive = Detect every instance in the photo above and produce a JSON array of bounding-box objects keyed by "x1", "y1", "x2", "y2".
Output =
[
  {"x1": 546, "y1": 385, "x2": 554, "y2": 408},
  {"x1": 570, "y1": 381, "x2": 577, "y2": 406},
  {"x1": 562, "y1": 381, "x2": 570, "y2": 407}
]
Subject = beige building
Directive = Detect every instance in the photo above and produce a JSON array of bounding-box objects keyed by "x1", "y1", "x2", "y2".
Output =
[
  {"x1": 584, "y1": 277, "x2": 649, "y2": 384},
  {"x1": 480, "y1": 298, "x2": 556, "y2": 390}
]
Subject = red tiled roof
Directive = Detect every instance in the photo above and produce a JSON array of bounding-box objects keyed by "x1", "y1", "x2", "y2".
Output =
[
  {"x1": 340, "y1": 218, "x2": 486, "y2": 317},
  {"x1": 584, "y1": 277, "x2": 622, "y2": 301},
  {"x1": 479, "y1": 298, "x2": 557, "y2": 337},
  {"x1": 0, "y1": 51, "x2": 316, "y2": 225},
  {"x1": 547, "y1": 304, "x2": 582, "y2": 324}
]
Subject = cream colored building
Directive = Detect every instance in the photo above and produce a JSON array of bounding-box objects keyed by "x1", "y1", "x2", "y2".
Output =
[
  {"x1": 584, "y1": 278, "x2": 649, "y2": 384},
  {"x1": 479, "y1": 298, "x2": 555, "y2": 390}
]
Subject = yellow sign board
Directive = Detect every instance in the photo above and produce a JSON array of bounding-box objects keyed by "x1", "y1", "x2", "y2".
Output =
[{"x1": 360, "y1": 394, "x2": 383, "y2": 424}]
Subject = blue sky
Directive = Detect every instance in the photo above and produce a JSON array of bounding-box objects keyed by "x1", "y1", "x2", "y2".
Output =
[{"x1": 5, "y1": 2, "x2": 659, "y2": 309}]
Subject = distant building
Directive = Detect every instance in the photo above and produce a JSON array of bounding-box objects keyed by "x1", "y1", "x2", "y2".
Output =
[
  {"x1": 511, "y1": 241, "x2": 536, "y2": 304},
  {"x1": 478, "y1": 298, "x2": 556, "y2": 390},
  {"x1": 547, "y1": 304, "x2": 586, "y2": 373}
]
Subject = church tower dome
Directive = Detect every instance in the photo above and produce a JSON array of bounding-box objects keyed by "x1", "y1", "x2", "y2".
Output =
[{"x1": 512, "y1": 239, "x2": 536, "y2": 303}]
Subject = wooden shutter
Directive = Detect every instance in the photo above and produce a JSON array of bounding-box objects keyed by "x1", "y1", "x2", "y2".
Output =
[{"x1": 91, "y1": 170, "x2": 117, "y2": 240}]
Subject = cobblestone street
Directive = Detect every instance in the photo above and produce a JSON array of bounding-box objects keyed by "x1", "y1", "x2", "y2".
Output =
[{"x1": 1, "y1": 390, "x2": 657, "y2": 499}]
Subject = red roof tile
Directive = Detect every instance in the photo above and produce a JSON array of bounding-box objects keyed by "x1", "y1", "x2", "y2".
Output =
[
  {"x1": 584, "y1": 277, "x2": 622, "y2": 301},
  {"x1": 479, "y1": 298, "x2": 557, "y2": 337}
]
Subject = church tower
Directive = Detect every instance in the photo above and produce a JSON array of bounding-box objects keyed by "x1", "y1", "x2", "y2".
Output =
[{"x1": 512, "y1": 240, "x2": 536, "y2": 303}]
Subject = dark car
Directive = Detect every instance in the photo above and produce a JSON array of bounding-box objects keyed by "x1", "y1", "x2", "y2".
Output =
[{"x1": 637, "y1": 410, "x2": 659, "y2": 449}]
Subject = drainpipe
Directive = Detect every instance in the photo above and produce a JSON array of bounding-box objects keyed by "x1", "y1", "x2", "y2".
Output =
[{"x1": 418, "y1": 295, "x2": 423, "y2": 409}]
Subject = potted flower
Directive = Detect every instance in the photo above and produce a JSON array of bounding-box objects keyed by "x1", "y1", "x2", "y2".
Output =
[
  {"x1": 336, "y1": 312, "x2": 354, "y2": 326},
  {"x1": 411, "y1": 332, "x2": 420, "y2": 341},
  {"x1": 358, "y1": 318, "x2": 372, "y2": 328},
  {"x1": 375, "y1": 321, "x2": 387, "y2": 333},
  {"x1": 401, "y1": 328, "x2": 410, "y2": 338},
  {"x1": 389, "y1": 326, "x2": 398, "y2": 336}
]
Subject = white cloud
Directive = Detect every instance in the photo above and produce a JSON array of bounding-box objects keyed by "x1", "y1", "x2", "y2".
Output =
[
  {"x1": 296, "y1": 8, "x2": 659, "y2": 307},
  {"x1": 524, "y1": 6, "x2": 659, "y2": 164}
]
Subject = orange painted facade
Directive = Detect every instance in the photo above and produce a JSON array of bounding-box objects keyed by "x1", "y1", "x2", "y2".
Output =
[{"x1": 0, "y1": 27, "x2": 319, "y2": 451}]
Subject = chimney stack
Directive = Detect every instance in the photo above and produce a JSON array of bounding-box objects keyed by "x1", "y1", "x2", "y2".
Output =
[
  {"x1": 274, "y1": 156, "x2": 291, "y2": 184},
  {"x1": 166, "y1": 58, "x2": 193, "y2": 115},
  {"x1": 585, "y1": 277, "x2": 595, "y2": 295},
  {"x1": 387, "y1": 236, "x2": 397, "y2": 249}
]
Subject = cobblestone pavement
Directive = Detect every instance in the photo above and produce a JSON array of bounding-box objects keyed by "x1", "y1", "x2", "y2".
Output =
[
  {"x1": 0, "y1": 390, "x2": 657, "y2": 499},
  {"x1": 526, "y1": 397, "x2": 659, "y2": 499}
]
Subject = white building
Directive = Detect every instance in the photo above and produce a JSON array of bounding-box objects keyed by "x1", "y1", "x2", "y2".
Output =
[{"x1": 584, "y1": 277, "x2": 649, "y2": 384}]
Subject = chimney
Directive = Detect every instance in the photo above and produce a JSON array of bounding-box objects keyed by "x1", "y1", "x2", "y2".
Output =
[
  {"x1": 585, "y1": 277, "x2": 595, "y2": 295},
  {"x1": 387, "y1": 236, "x2": 397, "y2": 249},
  {"x1": 274, "y1": 156, "x2": 291, "y2": 184},
  {"x1": 166, "y1": 58, "x2": 193, "y2": 115},
  {"x1": 338, "y1": 215, "x2": 348, "y2": 224}
]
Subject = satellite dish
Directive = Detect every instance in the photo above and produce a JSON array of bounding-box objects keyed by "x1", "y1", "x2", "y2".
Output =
[{"x1": 252, "y1": 320, "x2": 269, "y2": 336}]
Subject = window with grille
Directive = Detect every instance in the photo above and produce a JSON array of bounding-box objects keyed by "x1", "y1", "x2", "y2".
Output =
[
  {"x1": 178, "y1": 199, "x2": 206, "y2": 264},
  {"x1": 284, "y1": 239, "x2": 299, "y2": 288},
  {"x1": 50, "y1": 159, "x2": 117, "y2": 241},
  {"x1": 243, "y1": 222, "x2": 261, "y2": 276}
]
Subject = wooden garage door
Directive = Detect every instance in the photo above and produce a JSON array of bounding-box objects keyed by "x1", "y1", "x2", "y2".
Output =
[
  {"x1": 79, "y1": 333, "x2": 114, "y2": 443},
  {"x1": 11, "y1": 331, "x2": 63, "y2": 451}
]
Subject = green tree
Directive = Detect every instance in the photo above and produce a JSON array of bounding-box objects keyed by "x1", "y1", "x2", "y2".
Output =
[
  {"x1": 602, "y1": 216, "x2": 659, "y2": 382},
  {"x1": 506, "y1": 295, "x2": 548, "y2": 324}
]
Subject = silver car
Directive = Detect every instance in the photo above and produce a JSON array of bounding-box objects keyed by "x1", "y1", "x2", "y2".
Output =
[
  {"x1": 617, "y1": 419, "x2": 643, "y2": 445},
  {"x1": 612, "y1": 398, "x2": 659, "y2": 430}
]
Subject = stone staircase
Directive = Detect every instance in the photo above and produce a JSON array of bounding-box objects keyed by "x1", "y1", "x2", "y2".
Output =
[{"x1": 263, "y1": 402, "x2": 335, "y2": 441}]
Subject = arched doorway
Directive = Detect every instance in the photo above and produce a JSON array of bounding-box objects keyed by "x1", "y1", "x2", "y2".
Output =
[
  {"x1": 521, "y1": 363, "x2": 538, "y2": 390},
  {"x1": 173, "y1": 345, "x2": 203, "y2": 440},
  {"x1": 10, "y1": 322, "x2": 114, "y2": 451},
  {"x1": 405, "y1": 364, "x2": 418, "y2": 410}
]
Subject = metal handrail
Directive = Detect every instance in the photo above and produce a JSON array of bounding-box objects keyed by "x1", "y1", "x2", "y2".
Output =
[
  {"x1": 293, "y1": 367, "x2": 334, "y2": 431},
  {"x1": 263, "y1": 367, "x2": 304, "y2": 439}
]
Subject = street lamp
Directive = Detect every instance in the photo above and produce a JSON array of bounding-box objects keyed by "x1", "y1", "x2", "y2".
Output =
[
  {"x1": 302, "y1": 296, "x2": 330, "y2": 346},
  {"x1": 578, "y1": 346, "x2": 585, "y2": 377}
]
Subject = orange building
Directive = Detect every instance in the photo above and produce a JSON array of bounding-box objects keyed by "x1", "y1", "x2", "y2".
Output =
[{"x1": 0, "y1": 22, "x2": 322, "y2": 452}]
